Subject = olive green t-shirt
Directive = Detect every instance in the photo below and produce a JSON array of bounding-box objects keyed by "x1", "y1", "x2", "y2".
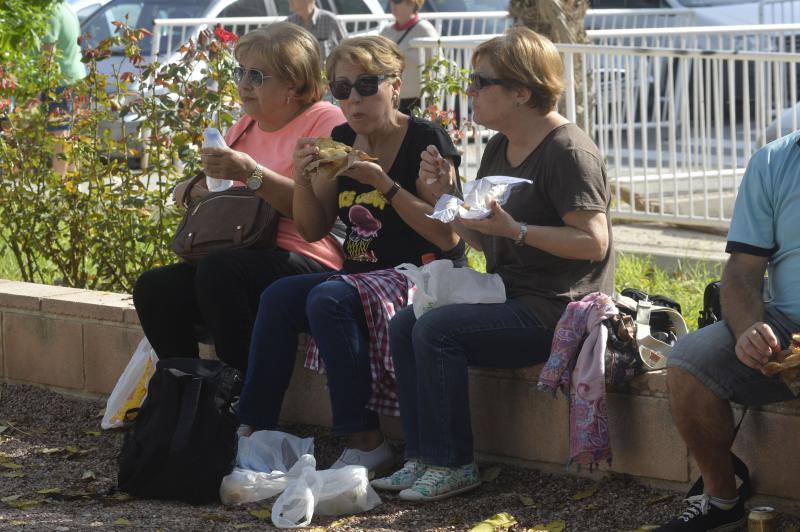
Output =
[
  {"x1": 43, "y1": 1, "x2": 86, "y2": 84},
  {"x1": 476, "y1": 123, "x2": 615, "y2": 330}
]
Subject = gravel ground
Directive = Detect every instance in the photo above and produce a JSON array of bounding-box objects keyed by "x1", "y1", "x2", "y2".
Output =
[{"x1": 1, "y1": 382, "x2": 799, "y2": 531}]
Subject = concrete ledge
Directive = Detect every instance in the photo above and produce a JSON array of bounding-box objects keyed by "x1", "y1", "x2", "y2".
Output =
[{"x1": 3, "y1": 279, "x2": 800, "y2": 506}]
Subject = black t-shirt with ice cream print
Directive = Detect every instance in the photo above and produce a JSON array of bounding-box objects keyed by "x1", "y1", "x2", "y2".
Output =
[{"x1": 332, "y1": 116, "x2": 466, "y2": 274}]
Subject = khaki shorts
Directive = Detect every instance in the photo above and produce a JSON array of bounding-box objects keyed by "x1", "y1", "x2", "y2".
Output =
[{"x1": 667, "y1": 305, "x2": 799, "y2": 406}]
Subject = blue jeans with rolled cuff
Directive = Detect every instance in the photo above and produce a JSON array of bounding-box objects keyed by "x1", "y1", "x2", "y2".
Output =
[
  {"x1": 390, "y1": 301, "x2": 553, "y2": 467},
  {"x1": 236, "y1": 272, "x2": 380, "y2": 436}
]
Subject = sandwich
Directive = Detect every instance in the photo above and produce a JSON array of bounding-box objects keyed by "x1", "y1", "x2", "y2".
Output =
[{"x1": 304, "y1": 138, "x2": 377, "y2": 181}]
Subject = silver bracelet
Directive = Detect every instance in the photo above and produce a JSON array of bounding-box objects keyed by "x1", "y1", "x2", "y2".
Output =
[{"x1": 514, "y1": 222, "x2": 528, "y2": 246}]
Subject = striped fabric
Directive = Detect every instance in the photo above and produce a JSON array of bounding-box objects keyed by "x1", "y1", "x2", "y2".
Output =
[{"x1": 305, "y1": 268, "x2": 413, "y2": 417}]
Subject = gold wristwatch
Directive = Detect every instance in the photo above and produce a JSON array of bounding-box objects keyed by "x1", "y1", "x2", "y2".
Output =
[{"x1": 246, "y1": 164, "x2": 264, "y2": 191}]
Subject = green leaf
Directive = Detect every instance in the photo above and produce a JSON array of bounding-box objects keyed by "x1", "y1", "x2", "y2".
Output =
[
  {"x1": 0, "y1": 462, "x2": 23, "y2": 470},
  {"x1": 114, "y1": 518, "x2": 132, "y2": 526},
  {"x1": 84, "y1": 430, "x2": 101, "y2": 437},
  {"x1": 470, "y1": 512, "x2": 517, "y2": 532},
  {"x1": 36, "y1": 488, "x2": 62, "y2": 495},
  {"x1": 0, "y1": 471, "x2": 24, "y2": 479}
]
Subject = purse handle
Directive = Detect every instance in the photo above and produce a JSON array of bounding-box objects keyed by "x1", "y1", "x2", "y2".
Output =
[{"x1": 176, "y1": 117, "x2": 257, "y2": 208}]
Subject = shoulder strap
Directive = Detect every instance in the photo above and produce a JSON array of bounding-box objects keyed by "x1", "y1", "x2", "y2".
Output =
[
  {"x1": 395, "y1": 21, "x2": 418, "y2": 46},
  {"x1": 170, "y1": 377, "x2": 203, "y2": 454}
]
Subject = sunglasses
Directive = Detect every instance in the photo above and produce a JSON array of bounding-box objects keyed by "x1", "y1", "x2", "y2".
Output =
[
  {"x1": 468, "y1": 72, "x2": 507, "y2": 91},
  {"x1": 389, "y1": 0, "x2": 407, "y2": 4},
  {"x1": 329, "y1": 74, "x2": 393, "y2": 100},
  {"x1": 233, "y1": 66, "x2": 272, "y2": 88}
]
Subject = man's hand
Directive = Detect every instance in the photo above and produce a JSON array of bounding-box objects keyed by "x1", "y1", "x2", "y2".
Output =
[{"x1": 735, "y1": 321, "x2": 781, "y2": 370}]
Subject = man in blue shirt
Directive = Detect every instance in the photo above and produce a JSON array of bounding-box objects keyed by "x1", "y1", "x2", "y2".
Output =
[{"x1": 656, "y1": 131, "x2": 800, "y2": 531}]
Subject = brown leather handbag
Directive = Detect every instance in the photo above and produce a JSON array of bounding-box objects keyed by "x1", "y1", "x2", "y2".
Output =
[{"x1": 170, "y1": 118, "x2": 280, "y2": 263}]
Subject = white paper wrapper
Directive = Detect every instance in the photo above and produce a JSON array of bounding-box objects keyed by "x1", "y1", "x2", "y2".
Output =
[{"x1": 428, "y1": 175, "x2": 530, "y2": 223}]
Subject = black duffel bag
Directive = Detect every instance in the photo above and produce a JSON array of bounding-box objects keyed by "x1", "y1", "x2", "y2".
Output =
[{"x1": 117, "y1": 358, "x2": 242, "y2": 503}]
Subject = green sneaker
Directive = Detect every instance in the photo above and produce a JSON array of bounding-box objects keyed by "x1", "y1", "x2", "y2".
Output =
[
  {"x1": 398, "y1": 462, "x2": 481, "y2": 501},
  {"x1": 371, "y1": 460, "x2": 427, "y2": 491}
]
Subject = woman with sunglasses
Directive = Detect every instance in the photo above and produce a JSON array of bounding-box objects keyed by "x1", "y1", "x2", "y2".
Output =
[
  {"x1": 133, "y1": 23, "x2": 346, "y2": 373},
  {"x1": 235, "y1": 35, "x2": 465, "y2": 476},
  {"x1": 379, "y1": 0, "x2": 437, "y2": 114},
  {"x1": 374, "y1": 27, "x2": 614, "y2": 501}
]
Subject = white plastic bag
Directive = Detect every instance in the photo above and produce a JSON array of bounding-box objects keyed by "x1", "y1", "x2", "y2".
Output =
[
  {"x1": 220, "y1": 454, "x2": 316, "y2": 505},
  {"x1": 396, "y1": 259, "x2": 506, "y2": 318},
  {"x1": 101, "y1": 337, "x2": 158, "y2": 430},
  {"x1": 271, "y1": 465, "x2": 381, "y2": 529},
  {"x1": 237, "y1": 430, "x2": 314, "y2": 473},
  {"x1": 429, "y1": 175, "x2": 530, "y2": 223},
  {"x1": 219, "y1": 430, "x2": 315, "y2": 505}
]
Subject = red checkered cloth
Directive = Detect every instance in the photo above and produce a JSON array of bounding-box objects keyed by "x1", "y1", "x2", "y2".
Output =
[{"x1": 304, "y1": 268, "x2": 414, "y2": 417}]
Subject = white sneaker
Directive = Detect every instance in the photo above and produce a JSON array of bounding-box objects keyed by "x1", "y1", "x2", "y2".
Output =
[
  {"x1": 372, "y1": 459, "x2": 427, "y2": 491},
  {"x1": 331, "y1": 440, "x2": 394, "y2": 477}
]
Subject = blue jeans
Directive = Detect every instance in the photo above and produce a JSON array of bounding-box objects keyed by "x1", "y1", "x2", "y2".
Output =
[
  {"x1": 236, "y1": 272, "x2": 380, "y2": 435},
  {"x1": 390, "y1": 301, "x2": 553, "y2": 467}
]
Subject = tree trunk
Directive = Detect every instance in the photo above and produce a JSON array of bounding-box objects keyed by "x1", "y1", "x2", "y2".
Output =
[{"x1": 507, "y1": 0, "x2": 592, "y2": 133}]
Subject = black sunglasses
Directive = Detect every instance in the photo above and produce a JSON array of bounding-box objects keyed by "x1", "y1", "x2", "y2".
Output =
[
  {"x1": 468, "y1": 72, "x2": 507, "y2": 91},
  {"x1": 233, "y1": 66, "x2": 272, "y2": 88},
  {"x1": 389, "y1": 0, "x2": 407, "y2": 4},
  {"x1": 329, "y1": 74, "x2": 393, "y2": 100}
]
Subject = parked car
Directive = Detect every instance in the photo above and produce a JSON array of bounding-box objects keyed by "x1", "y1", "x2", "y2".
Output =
[{"x1": 69, "y1": 0, "x2": 112, "y2": 21}]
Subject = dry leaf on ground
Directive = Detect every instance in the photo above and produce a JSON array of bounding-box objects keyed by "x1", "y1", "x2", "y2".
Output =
[
  {"x1": 114, "y1": 517, "x2": 133, "y2": 526},
  {"x1": 519, "y1": 494, "x2": 536, "y2": 507},
  {"x1": 470, "y1": 512, "x2": 518, "y2": 531},
  {"x1": 481, "y1": 466, "x2": 501, "y2": 483},
  {"x1": 572, "y1": 484, "x2": 600, "y2": 500},
  {"x1": 528, "y1": 520, "x2": 566, "y2": 531}
]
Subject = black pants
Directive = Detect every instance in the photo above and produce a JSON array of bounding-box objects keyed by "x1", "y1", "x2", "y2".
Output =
[{"x1": 132, "y1": 248, "x2": 330, "y2": 372}]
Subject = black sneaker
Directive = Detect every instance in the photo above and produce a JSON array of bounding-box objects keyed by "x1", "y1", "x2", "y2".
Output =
[{"x1": 655, "y1": 494, "x2": 746, "y2": 531}]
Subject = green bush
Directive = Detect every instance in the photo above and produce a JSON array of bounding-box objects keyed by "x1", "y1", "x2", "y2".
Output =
[{"x1": 0, "y1": 20, "x2": 240, "y2": 292}]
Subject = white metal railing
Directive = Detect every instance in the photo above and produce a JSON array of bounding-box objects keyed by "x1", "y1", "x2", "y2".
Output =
[
  {"x1": 759, "y1": 0, "x2": 800, "y2": 23},
  {"x1": 411, "y1": 36, "x2": 800, "y2": 228},
  {"x1": 588, "y1": 23, "x2": 800, "y2": 53},
  {"x1": 584, "y1": 8, "x2": 696, "y2": 30},
  {"x1": 150, "y1": 8, "x2": 701, "y2": 63},
  {"x1": 150, "y1": 12, "x2": 512, "y2": 63}
]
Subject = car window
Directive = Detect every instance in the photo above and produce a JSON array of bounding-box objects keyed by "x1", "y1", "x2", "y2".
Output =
[
  {"x1": 81, "y1": 0, "x2": 209, "y2": 55},
  {"x1": 219, "y1": 0, "x2": 269, "y2": 16},
  {"x1": 274, "y1": 0, "x2": 292, "y2": 15},
  {"x1": 589, "y1": 0, "x2": 669, "y2": 7},
  {"x1": 331, "y1": 0, "x2": 370, "y2": 13}
]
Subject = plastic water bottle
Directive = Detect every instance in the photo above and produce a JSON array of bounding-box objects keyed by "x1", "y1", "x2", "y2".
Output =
[{"x1": 202, "y1": 128, "x2": 233, "y2": 192}]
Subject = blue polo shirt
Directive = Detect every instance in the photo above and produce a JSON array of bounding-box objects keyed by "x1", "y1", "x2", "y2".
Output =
[{"x1": 726, "y1": 130, "x2": 800, "y2": 323}]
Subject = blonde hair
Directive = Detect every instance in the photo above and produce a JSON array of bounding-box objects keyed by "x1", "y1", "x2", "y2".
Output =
[
  {"x1": 472, "y1": 27, "x2": 565, "y2": 112},
  {"x1": 235, "y1": 23, "x2": 324, "y2": 104},
  {"x1": 325, "y1": 36, "x2": 405, "y2": 83}
]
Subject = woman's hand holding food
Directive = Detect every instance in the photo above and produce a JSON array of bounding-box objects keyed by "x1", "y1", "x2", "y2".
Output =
[
  {"x1": 292, "y1": 137, "x2": 320, "y2": 183},
  {"x1": 418, "y1": 145, "x2": 455, "y2": 203},
  {"x1": 201, "y1": 146, "x2": 258, "y2": 181},
  {"x1": 459, "y1": 201, "x2": 520, "y2": 240},
  {"x1": 346, "y1": 161, "x2": 392, "y2": 191}
]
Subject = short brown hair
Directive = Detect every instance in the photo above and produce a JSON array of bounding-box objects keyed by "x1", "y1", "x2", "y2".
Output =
[
  {"x1": 472, "y1": 27, "x2": 564, "y2": 112},
  {"x1": 325, "y1": 36, "x2": 404, "y2": 83},
  {"x1": 235, "y1": 23, "x2": 324, "y2": 104}
]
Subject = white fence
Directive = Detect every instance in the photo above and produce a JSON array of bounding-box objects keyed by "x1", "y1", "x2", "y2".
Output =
[
  {"x1": 411, "y1": 36, "x2": 800, "y2": 228},
  {"x1": 588, "y1": 23, "x2": 800, "y2": 53},
  {"x1": 150, "y1": 8, "x2": 698, "y2": 63},
  {"x1": 759, "y1": 0, "x2": 800, "y2": 23}
]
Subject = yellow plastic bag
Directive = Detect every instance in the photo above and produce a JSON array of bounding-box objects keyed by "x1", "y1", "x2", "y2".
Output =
[{"x1": 101, "y1": 337, "x2": 157, "y2": 429}]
